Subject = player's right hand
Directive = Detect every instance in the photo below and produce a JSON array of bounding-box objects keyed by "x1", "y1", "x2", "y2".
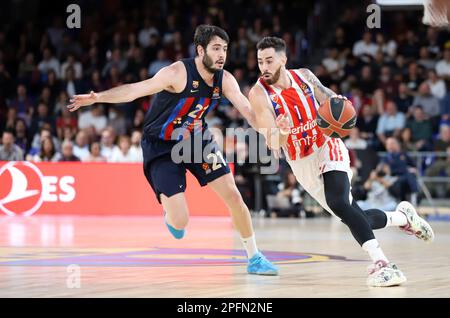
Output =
[
  {"x1": 275, "y1": 113, "x2": 291, "y2": 135},
  {"x1": 67, "y1": 91, "x2": 98, "y2": 112}
]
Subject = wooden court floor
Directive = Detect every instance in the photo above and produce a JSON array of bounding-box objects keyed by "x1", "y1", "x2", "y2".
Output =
[{"x1": 0, "y1": 215, "x2": 449, "y2": 298}]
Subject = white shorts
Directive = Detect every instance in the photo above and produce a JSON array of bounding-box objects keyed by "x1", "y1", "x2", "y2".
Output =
[{"x1": 286, "y1": 137, "x2": 353, "y2": 216}]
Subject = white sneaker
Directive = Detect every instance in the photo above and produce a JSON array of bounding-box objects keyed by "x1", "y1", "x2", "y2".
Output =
[
  {"x1": 367, "y1": 260, "x2": 407, "y2": 287},
  {"x1": 396, "y1": 201, "x2": 435, "y2": 242}
]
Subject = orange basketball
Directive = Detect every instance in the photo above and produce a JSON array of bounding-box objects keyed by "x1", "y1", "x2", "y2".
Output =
[{"x1": 316, "y1": 97, "x2": 356, "y2": 138}]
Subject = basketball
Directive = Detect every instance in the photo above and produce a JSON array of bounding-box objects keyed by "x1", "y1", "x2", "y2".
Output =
[{"x1": 316, "y1": 97, "x2": 357, "y2": 138}]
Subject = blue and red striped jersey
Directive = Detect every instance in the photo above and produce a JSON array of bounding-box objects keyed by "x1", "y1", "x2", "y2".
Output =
[{"x1": 143, "y1": 58, "x2": 224, "y2": 141}]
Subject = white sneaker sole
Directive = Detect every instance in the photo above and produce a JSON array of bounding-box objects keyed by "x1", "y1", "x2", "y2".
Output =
[
  {"x1": 397, "y1": 201, "x2": 435, "y2": 243},
  {"x1": 367, "y1": 270, "x2": 407, "y2": 287}
]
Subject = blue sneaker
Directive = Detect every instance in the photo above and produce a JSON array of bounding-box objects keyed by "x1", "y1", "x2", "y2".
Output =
[
  {"x1": 247, "y1": 252, "x2": 279, "y2": 276},
  {"x1": 164, "y1": 212, "x2": 185, "y2": 240}
]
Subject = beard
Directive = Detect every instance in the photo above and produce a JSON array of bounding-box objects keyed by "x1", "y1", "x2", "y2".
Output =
[
  {"x1": 202, "y1": 53, "x2": 220, "y2": 74},
  {"x1": 262, "y1": 66, "x2": 282, "y2": 85}
]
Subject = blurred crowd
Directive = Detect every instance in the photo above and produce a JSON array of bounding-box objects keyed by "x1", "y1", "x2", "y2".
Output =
[{"x1": 0, "y1": 0, "x2": 449, "y2": 214}]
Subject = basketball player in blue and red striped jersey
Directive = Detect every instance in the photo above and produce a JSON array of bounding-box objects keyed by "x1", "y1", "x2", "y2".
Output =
[
  {"x1": 248, "y1": 36, "x2": 435, "y2": 287},
  {"x1": 67, "y1": 25, "x2": 278, "y2": 275}
]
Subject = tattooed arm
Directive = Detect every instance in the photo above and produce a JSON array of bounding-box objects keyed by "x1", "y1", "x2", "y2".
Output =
[{"x1": 298, "y1": 68, "x2": 337, "y2": 104}]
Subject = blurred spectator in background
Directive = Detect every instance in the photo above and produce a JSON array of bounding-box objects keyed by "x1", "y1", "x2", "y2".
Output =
[
  {"x1": 38, "y1": 48, "x2": 60, "y2": 78},
  {"x1": 110, "y1": 135, "x2": 141, "y2": 162},
  {"x1": 102, "y1": 49, "x2": 127, "y2": 78},
  {"x1": 405, "y1": 106, "x2": 433, "y2": 151},
  {"x1": 434, "y1": 125, "x2": 450, "y2": 152},
  {"x1": 375, "y1": 32, "x2": 397, "y2": 61},
  {"x1": 58, "y1": 140, "x2": 80, "y2": 162},
  {"x1": 425, "y1": 146, "x2": 450, "y2": 198},
  {"x1": 378, "y1": 66, "x2": 399, "y2": 99},
  {"x1": 358, "y1": 164, "x2": 397, "y2": 211},
  {"x1": 417, "y1": 46, "x2": 436, "y2": 71},
  {"x1": 394, "y1": 83, "x2": 413, "y2": 114},
  {"x1": 83, "y1": 141, "x2": 107, "y2": 162},
  {"x1": 322, "y1": 47, "x2": 343, "y2": 80},
  {"x1": 382, "y1": 137, "x2": 418, "y2": 201},
  {"x1": 56, "y1": 107, "x2": 78, "y2": 140},
  {"x1": 398, "y1": 30, "x2": 420, "y2": 60},
  {"x1": 399, "y1": 127, "x2": 418, "y2": 152},
  {"x1": 359, "y1": 65, "x2": 377, "y2": 95},
  {"x1": 138, "y1": 18, "x2": 159, "y2": 49},
  {"x1": 72, "y1": 130, "x2": 90, "y2": 161},
  {"x1": 130, "y1": 130, "x2": 143, "y2": 162},
  {"x1": 53, "y1": 91, "x2": 69, "y2": 117},
  {"x1": 345, "y1": 127, "x2": 367, "y2": 150},
  {"x1": 268, "y1": 171, "x2": 304, "y2": 218},
  {"x1": 132, "y1": 108, "x2": 145, "y2": 131},
  {"x1": 3, "y1": 107, "x2": 18, "y2": 132},
  {"x1": 426, "y1": 69, "x2": 446, "y2": 100},
  {"x1": 78, "y1": 104, "x2": 108, "y2": 135},
  {"x1": 376, "y1": 100, "x2": 405, "y2": 147},
  {"x1": 28, "y1": 136, "x2": 61, "y2": 162},
  {"x1": 147, "y1": 49, "x2": 171, "y2": 77},
  {"x1": 29, "y1": 102, "x2": 55, "y2": 139},
  {"x1": 352, "y1": 31, "x2": 377, "y2": 63},
  {"x1": 0, "y1": 130, "x2": 24, "y2": 161},
  {"x1": 29, "y1": 126, "x2": 60, "y2": 156},
  {"x1": 61, "y1": 54, "x2": 83, "y2": 80},
  {"x1": 356, "y1": 104, "x2": 379, "y2": 147},
  {"x1": 9, "y1": 84, "x2": 34, "y2": 123},
  {"x1": 405, "y1": 62, "x2": 423, "y2": 93},
  {"x1": 62, "y1": 67, "x2": 85, "y2": 98},
  {"x1": 100, "y1": 129, "x2": 117, "y2": 161},
  {"x1": 108, "y1": 107, "x2": 128, "y2": 137},
  {"x1": 17, "y1": 52, "x2": 37, "y2": 82},
  {"x1": 14, "y1": 118, "x2": 29, "y2": 153},
  {"x1": 412, "y1": 82, "x2": 441, "y2": 126},
  {"x1": 435, "y1": 48, "x2": 450, "y2": 80}
]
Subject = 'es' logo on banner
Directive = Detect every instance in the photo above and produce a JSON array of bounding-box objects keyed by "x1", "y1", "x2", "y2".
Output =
[{"x1": 0, "y1": 162, "x2": 76, "y2": 216}]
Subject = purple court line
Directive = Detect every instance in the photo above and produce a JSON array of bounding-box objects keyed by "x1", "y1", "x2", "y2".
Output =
[{"x1": 0, "y1": 247, "x2": 352, "y2": 267}]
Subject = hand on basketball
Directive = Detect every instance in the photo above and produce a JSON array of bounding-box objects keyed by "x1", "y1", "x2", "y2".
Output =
[
  {"x1": 67, "y1": 91, "x2": 99, "y2": 112},
  {"x1": 275, "y1": 113, "x2": 291, "y2": 135}
]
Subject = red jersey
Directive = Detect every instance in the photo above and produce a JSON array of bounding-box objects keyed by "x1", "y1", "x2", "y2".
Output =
[{"x1": 257, "y1": 69, "x2": 326, "y2": 160}]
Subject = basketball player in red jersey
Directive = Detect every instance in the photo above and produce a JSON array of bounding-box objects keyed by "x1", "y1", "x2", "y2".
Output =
[{"x1": 248, "y1": 36, "x2": 435, "y2": 287}]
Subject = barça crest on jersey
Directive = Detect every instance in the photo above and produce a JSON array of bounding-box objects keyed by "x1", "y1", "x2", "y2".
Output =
[
  {"x1": 192, "y1": 81, "x2": 199, "y2": 89},
  {"x1": 212, "y1": 87, "x2": 220, "y2": 99},
  {"x1": 202, "y1": 163, "x2": 211, "y2": 174}
]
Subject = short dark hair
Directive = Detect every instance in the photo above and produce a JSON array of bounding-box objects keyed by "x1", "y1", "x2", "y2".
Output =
[
  {"x1": 2, "y1": 129, "x2": 15, "y2": 138},
  {"x1": 256, "y1": 36, "x2": 286, "y2": 53},
  {"x1": 193, "y1": 25, "x2": 229, "y2": 55}
]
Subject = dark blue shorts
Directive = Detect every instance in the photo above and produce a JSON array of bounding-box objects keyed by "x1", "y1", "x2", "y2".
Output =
[{"x1": 141, "y1": 135, "x2": 230, "y2": 203}]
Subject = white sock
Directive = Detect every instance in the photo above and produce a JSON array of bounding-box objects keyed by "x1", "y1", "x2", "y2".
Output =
[
  {"x1": 383, "y1": 211, "x2": 408, "y2": 228},
  {"x1": 241, "y1": 235, "x2": 259, "y2": 259},
  {"x1": 362, "y1": 239, "x2": 389, "y2": 263}
]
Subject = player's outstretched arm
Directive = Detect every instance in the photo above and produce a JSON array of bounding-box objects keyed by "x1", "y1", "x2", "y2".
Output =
[
  {"x1": 248, "y1": 85, "x2": 290, "y2": 150},
  {"x1": 67, "y1": 62, "x2": 181, "y2": 112}
]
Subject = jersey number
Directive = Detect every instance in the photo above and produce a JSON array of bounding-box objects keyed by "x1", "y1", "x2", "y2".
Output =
[
  {"x1": 294, "y1": 105, "x2": 302, "y2": 121},
  {"x1": 206, "y1": 151, "x2": 226, "y2": 171},
  {"x1": 188, "y1": 103, "x2": 209, "y2": 119}
]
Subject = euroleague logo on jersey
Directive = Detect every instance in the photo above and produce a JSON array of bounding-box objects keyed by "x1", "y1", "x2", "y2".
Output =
[{"x1": 0, "y1": 161, "x2": 76, "y2": 216}]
